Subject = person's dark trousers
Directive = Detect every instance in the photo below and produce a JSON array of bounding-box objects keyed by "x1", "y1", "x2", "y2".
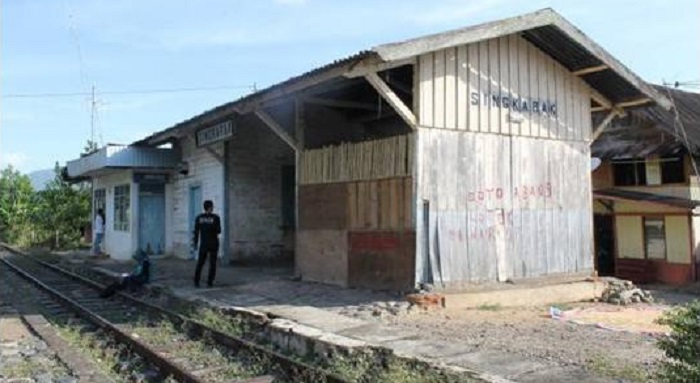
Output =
[
  {"x1": 194, "y1": 245, "x2": 218, "y2": 287},
  {"x1": 99, "y1": 275, "x2": 141, "y2": 298}
]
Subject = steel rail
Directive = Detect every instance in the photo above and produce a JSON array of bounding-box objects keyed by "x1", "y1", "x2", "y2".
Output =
[
  {"x1": 1, "y1": 244, "x2": 352, "y2": 383},
  {"x1": 1, "y1": 255, "x2": 203, "y2": 383}
]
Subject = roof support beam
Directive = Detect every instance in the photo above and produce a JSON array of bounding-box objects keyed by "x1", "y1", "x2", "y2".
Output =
[
  {"x1": 364, "y1": 72, "x2": 416, "y2": 129},
  {"x1": 344, "y1": 57, "x2": 414, "y2": 78},
  {"x1": 590, "y1": 109, "x2": 622, "y2": 144},
  {"x1": 303, "y1": 97, "x2": 377, "y2": 111},
  {"x1": 615, "y1": 98, "x2": 653, "y2": 109},
  {"x1": 590, "y1": 88, "x2": 613, "y2": 110},
  {"x1": 254, "y1": 110, "x2": 299, "y2": 152},
  {"x1": 205, "y1": 147, "x2": 224, "y2": 164},
  {"x1": 573, "y1": 65, "x2": 608, "y2": 76}
]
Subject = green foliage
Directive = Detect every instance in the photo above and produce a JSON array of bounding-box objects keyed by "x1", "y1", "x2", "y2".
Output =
[
  {"x1": 0, "y1": 165, "x2": 35, "y2": 245},
  {"x1": 30, "y1": 162, "x2": 91, "y2": 249},
  {"x1": 82, "y1": 140, "x2": 99, "y2": 157},
  {"x1": 656, "y1": 300, "x2": 700, "y2": 382},
  {"x1": 0, "y1": 142, "x2": 93, "y2": 249},
  {"x1": 476, "y1": 303, "x2": 502, "y2": 311}
]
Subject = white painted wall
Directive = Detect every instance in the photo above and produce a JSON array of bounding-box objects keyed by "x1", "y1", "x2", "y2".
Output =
[
  {"x1": 168, "y1": 137, "x2": 225, "y2": 259},
  {"x1": 92, "y1": 170, "x2": 135, "y2": 260}
]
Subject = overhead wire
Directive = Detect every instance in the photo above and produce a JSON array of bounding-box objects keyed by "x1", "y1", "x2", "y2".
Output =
[{"x1": 2, "y1": 85, "x2": 257, "y2": 99}]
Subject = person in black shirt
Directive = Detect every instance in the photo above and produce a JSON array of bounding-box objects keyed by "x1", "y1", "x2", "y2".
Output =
[{"x1": 192, "y1": 200, "x2": 221, "y2": 288}]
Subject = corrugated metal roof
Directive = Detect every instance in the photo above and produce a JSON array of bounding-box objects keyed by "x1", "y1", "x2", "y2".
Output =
[
  {"x1": 133, "y1": 51, "x2": 375, "y2": 146},
  {"x1": 639, "y1": 86, "x2": 700, "y2": 144},
  {"x1": 592, "y1": 86, "x2": 700, "y2": 159},
  {"x1": 134, "y1": 8, "x2": 670, "y2": 147},
  {"x1": 375, "y1": 8, "x2": 670, "y2": 109},
  {"x1": 594, "y1": 188, "x2": 700, "y2": 209},
  {"x1": 522, "y1": 26, "x2": 602, "y2": 71},
  {"x1": 521, "y1": 26, "x2": 644, "y2": 104}
]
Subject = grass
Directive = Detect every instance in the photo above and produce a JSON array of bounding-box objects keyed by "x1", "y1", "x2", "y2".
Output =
[
  {"x1": 197, "y1": 307, "x2": 248, "y2": 337},
  {"x1": 551, "y1": 302, "x2": 575, "y2": 311},
  {"x1": 129, "y1": 316, "x2": 259, "y2": 381},
  {"x1": 45, "y1": 264, "x2": 480, "y2": 383},
  {"x1": 0, "y1": 356, "x2": 69, "y2": 380},
  {"x1": 476, "y1": 303, "x2": 502, "y2": 311},
  {"x1": 586, "y1": 354, "x2": 651, "y2": 383},
  {"x1": 55, "y1": 323, "x2": 129, "y2": 383},
  {"x1": 323, "y1": 349, "x2": 471, "y2": 383}
]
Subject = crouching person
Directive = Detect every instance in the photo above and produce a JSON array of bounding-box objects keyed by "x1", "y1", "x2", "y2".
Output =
[{"x1": 99, "y1": 250, "x2": 151, "y2": 298}]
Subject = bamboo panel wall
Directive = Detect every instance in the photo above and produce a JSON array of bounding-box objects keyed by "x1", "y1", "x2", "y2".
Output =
[{"x1": 300, "y1": 134, "x2": 414, "y2": 185}]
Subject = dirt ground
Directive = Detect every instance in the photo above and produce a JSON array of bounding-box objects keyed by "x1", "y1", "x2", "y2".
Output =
[
  {"x1": 0, "y1": 317, "x2": 33, "y2": 343},
  {"x1": 379, "y1": 300, "x2": 684, "y2": 378}
]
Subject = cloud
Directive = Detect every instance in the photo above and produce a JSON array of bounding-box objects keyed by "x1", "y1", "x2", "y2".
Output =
[{"x1": 0, "y1": 152, "x2": 29, "y2": 170}]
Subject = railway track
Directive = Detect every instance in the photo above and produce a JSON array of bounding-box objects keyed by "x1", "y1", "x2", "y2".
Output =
[{"x1": 0, "y1": 246, "x2": 352, "y2": 383}]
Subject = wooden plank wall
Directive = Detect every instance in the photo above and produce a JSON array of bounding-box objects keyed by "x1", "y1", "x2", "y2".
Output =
[
  {"x1": 300, "y1": 134, "x2": 413, "y2": 185},
  {"x1": 417, "y1": 35, "x2": 592, "y2": 141},
  {"x1": 347, "y1": 177, "x2": 413, "y2": 231},
  {"x1": 414, "y1": 34, "x2": 595, "y2": 286},
  {"x1": 297, "y1": 176, "x2": 414, "y2": 289},
  {"x1": 415, "y1": 128, "x2": 594, "y2": 285}
]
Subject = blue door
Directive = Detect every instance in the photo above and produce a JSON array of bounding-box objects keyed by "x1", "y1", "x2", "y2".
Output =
[
  {"x1": 138, "y1": 184, "x2": 165, "y2": 255},
  {"x1": 188, "y1": 185, "x2": 202, "y2": 259}
]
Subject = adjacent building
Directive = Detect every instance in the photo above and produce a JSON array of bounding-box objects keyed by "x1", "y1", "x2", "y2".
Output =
[
  {"x1": 592, "y1": 87, "x2": 700, "y2": 284},
  {"x1": 66, "y1": 9, "x2": 671, "y2": 290}
]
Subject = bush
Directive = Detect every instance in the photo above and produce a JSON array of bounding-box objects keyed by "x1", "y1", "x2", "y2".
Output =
[{"x1": 656, "y1": 300, "x2": 700, "y2": 382}]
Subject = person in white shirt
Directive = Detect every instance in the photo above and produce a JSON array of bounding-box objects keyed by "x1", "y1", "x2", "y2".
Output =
[{"x1": 92, "y1": 209, "x2": 105, "y2": 256}]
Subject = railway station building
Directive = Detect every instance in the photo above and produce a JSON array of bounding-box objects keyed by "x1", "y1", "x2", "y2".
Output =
[{"x1": 66, "y1": 9, "x2": 670, "y2": 290}]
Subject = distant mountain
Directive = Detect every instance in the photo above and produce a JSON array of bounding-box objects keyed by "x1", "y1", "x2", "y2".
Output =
[{"x1": 27, "y1": 168, "x2": 56, "y2": 191}]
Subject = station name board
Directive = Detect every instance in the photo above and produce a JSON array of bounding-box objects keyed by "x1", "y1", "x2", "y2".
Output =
[
  {"x1": 470, "y1": 91, "x2": 557, "y2": 116},
  {"x1": 196, "y1": 120, "x2": 233, "y2": 147}
]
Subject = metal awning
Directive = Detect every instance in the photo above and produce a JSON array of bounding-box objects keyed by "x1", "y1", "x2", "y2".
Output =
[
  {"x1": 594, "y1": 189, "x2": 700, "y2": 209},
  {"x1": 66, "y1": 145, "x2": 179, "y2": 178}
]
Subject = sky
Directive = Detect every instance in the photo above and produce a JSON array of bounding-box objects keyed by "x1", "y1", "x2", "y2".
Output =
[{"x1": 1, "y1": 0, "x2": 699, "y2": 174}]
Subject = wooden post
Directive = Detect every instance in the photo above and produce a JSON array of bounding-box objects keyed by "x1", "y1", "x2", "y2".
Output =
[
  {"x1": 590, "y1": 108, "x2": 623, "y2": 143},
  {"x1": 364, "y1": 72, "x2": 417, "y2": 129},
  {"x1": 294, "y1": 99, "x2": 305, "y2": 277},
  {"x1": 254, "y1": 109, "x2": 299, "y2": 152}
]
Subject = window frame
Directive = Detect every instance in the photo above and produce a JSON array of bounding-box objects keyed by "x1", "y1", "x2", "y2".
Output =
[
  {"x1": 642, "y1": 216, "x2": 666, "y2": 260},
  {"x1": 113, "y1": 184, "x2": 131, "y2": 232},
  {"x1": 612, "y1": 160, "x2": 647, "y2": 186},
  {"x1": 660, "y1": 156, "x2": 686, "y2": 184}
]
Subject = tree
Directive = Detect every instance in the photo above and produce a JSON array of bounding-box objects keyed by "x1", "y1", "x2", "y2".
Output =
[
  {"x1": 82, "y1": 140, "x2": 99, "y2": 157},
  {"x1": 0, "y1": 165, "x2": 35, "y2": 245},
  {"x1": 31, "y1": 162, "x2": 91, "y2": 249}
]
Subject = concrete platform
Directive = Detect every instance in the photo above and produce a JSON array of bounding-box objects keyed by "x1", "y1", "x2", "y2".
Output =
[{"x1": 61, "y1": 255, "x2": 620, "y2": 383}]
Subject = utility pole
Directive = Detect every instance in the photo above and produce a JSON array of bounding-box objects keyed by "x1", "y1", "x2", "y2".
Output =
[{"x1": 90, "y1": 85, "x2": 96, "y2": 144}]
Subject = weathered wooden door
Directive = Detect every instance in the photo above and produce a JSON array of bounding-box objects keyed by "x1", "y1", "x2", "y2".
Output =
[
  {"x1": 138, "y1": 184, "x2": 165, "y2": 255},
  {"x1": 594, "y1": 214, "x2": 615, "y2": 276}
]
